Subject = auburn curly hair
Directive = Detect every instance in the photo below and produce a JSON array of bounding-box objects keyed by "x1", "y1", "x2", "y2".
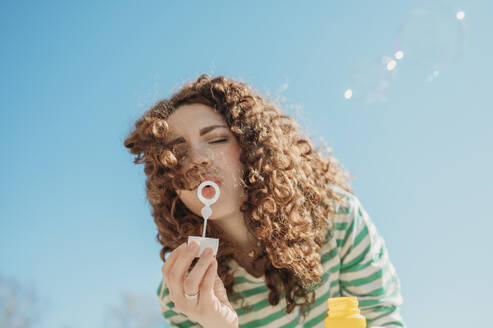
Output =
[{"x1": 123, "y1": 74, "x2": 354, "y2": 318}]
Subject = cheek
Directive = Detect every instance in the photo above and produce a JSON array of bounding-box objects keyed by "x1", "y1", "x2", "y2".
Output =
[
  {"x1": 210, "y1": 143, "x2": 241, "y2": 167},
  {"x1": 226, "y1": 143, "x2": 241, "y2": 162},
  {"x1": 225, "y1": 144, "x2": 245, "y2": 188},
  {"x1": 177, "y1": 190, "x2": 192, "y2": 205}
]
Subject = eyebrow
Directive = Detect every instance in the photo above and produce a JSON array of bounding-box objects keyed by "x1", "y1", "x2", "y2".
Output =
[{"x1": 166, "y1": 125, "x2": 229, "y2": 147}]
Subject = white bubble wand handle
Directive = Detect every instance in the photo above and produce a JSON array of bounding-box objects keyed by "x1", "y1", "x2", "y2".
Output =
[
  {"x1": 188, "y1": 181, "x2": 220, "y2": 256},
  {"x1": 200, "y1": 207, "x2": 211, "y2": 237}
]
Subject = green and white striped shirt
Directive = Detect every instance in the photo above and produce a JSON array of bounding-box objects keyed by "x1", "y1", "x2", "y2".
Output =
[{"x1": 156, "y1": 186, "x2": 405, "y2": 327}]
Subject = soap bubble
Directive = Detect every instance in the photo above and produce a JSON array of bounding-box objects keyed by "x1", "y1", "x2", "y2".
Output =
[
  {"x1": 386, "y1": 59, "x2": 397, "y2": 71},
  {"x1": 345, "y1": 57, "x2": 396, "y2": 104},
  {"x1": 426, "y1": 69, "x2": 440, "y2": 83},
  {"x1": 343, "y1": 3, "x2": 466, "y2": 104},
  {"x1": 344, "y1": 89, "x2": 353, "y2": 99},
  {"x1": 394, "y1": 3, "x2": 466, "y2": 80}
]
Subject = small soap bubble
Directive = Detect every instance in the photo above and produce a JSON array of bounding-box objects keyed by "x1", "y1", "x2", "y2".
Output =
[
  {"x1": 386, "y1": 59, "x2": 397, "y2": 71},
  {"x1": 426, "y1": 69, "x2": 440, "y2": 82},
  {"x1": 456, "y1": 11, "x2": 465, "y2": 20},
  {"x1": 344, "y1": 89, "x2": 353, "y2": 99},
  {"x1": 395, "y1": 50, "x2": 404, "y2": 60}
]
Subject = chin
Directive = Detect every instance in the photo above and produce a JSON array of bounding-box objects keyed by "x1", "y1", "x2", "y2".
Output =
[{"x1": 207, "y1": 209, "x2": 229, "y2": 220}]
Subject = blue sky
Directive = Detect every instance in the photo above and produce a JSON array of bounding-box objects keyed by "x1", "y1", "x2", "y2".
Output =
[{"x1": 1, "y1": 1, "x2": 492, "y2": 327}]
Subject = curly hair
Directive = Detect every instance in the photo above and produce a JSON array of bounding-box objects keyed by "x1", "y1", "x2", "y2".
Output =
[{"x1": 123, "y1": 74, "x2": 354, "y2": 318}]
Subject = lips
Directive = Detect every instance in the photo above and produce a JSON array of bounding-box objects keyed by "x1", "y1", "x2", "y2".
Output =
[{"x1": 202, "y1": 176, "x2": 222, "y2": 188}]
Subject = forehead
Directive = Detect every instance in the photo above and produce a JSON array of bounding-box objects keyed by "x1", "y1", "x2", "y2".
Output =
[{"x1": 166, "y1": 103, "x2": 227, "y2": 138}]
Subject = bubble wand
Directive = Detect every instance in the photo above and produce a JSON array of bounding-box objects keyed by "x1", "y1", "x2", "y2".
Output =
[{"x1": 187, "y1": 180, "x2": 220, "y2": 257}]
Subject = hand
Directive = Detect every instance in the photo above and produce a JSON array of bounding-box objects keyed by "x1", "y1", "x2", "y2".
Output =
[{"x1": 161, "y1": 241, "x2": 239, "y2": 328}]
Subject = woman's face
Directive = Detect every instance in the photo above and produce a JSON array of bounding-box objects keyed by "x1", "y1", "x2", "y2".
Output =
[{"x1": 165, "y1": 103, "x2": 247, "y2": 220}]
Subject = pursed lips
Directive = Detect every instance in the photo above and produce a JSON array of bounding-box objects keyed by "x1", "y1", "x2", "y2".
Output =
[{"x1": 202, "y1": 176, "x2": 222, "y2": 188}]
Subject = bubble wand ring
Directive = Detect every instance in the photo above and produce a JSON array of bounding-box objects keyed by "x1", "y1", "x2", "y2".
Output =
[{"x1": 197, "y1": 181, "x2": 220, "y2": 207}]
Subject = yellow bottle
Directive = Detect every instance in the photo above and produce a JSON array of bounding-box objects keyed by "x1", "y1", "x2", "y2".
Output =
[{"x1": 324, "y1": 297, "x2": 366, "y2": 328}]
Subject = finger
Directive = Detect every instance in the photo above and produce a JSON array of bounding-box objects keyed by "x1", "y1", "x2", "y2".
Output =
[
  {"x1": 184, "y1": 247, "x2": 214, "y2": 296},
  {"x1": 171, "y1": 240, "x2": 201, "y2": 279},
  {"x1": 162, "y1": 242, "x2": 187, "y2": 302},
  {"x1": 168, "y1": 240, "x2": 201, "y2": 300},
  {"x1": 162, "y1": 242, "x2": 187, "y2": 276},
  {"x1": 198, "y1": 257, "x2": 217, "y2": 307}
]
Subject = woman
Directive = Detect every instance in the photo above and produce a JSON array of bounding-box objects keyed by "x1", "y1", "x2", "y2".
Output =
[{"x1": 124, "y1": 74, "x2": 406, "y2": 327}]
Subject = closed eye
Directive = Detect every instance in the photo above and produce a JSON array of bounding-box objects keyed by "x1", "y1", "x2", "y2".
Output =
[{"x1": 210, "y1": 138, "x2": 228, "y2": 144}]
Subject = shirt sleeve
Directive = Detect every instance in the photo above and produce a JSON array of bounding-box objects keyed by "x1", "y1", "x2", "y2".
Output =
[
  {"x1": 156, "y1": 278, "x2": 203, "y2": 328},
  {"x1": 334, "y1": 191, "x2": 406, "y2": 328}
]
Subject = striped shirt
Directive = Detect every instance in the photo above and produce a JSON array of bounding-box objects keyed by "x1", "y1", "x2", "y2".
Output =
[{"x1": 156, "y1": 186, "x2": 406, "y2": 327}]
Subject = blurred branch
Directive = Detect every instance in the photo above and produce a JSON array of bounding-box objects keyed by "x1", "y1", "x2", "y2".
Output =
[
  {"x1": 0, "y1": 273, "x2": 40, "y2": 328},
  {"x1": 103, "y1": 291, "x2": 164, "y2": 328}
]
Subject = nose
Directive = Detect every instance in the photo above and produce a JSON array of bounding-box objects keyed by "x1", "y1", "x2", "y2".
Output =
[{"x1": 186, "y1": 147, "x2": 211, "y2": 170}]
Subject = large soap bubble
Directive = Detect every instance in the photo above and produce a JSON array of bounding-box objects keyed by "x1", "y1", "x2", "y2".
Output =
[
  {"x1": 345, "y1": 3, "x2": 466, "y2": 104},
  {"x1": 394, "y1": 3, "x2": 466, "y2": 81}
]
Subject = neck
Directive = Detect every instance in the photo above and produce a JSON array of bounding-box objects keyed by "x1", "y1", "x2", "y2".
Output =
[
  {"x1": 212, "y1": 210, "x2": 267, "y2": 278},
  {"x1": 212, "y1": 210, "x2": 257, "y2": 254}
]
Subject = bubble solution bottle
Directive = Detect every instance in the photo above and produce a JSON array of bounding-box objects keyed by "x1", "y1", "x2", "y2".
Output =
[{"x1": 324, "y1": 297, "x2": 366, "y2": 328}]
